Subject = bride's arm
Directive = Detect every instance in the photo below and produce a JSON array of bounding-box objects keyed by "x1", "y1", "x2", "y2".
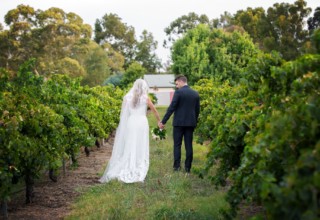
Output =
[{"x1": 147, "y1": 97, "x2": 160, "y2": 123}]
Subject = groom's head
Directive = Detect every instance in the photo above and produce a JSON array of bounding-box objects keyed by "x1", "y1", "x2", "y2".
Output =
[{"x1": 175, "y1": 75, "x2": 187, "y2": 89}]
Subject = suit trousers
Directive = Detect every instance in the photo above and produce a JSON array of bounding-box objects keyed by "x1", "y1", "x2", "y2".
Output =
[{"x1": 173, "y1": 126, "x2": 194, "y2": 171}]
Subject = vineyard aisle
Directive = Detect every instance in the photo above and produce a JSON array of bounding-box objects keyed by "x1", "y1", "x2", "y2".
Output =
[{"x1": 7, "y1": 138, "x2": 114, "y2": 220}]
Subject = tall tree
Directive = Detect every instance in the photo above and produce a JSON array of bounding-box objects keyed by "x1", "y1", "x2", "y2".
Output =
[
  {"x1": 35, "y1": 7, "x2": 92, "y2": 75},
  {"x1": 120, "y1": 62, "x2": 146, "y2": 88},
  {"x1": 171, "y1": 24, "x2": 259, "y2": 85},
  {"x1": 101, "y1": 42, "x2": 125, "y2": 74},
  {"x1": 0, "y1": 5, "x2": 93, "y2": 75},
  {"x1": 163, "y1": 12, "x2": 210, "y2": 48},
  {"x1": 308, "y1": 7, "x2": 320, "y2": 31},
  {"x1": 265, "y1": 0, "x2": 311, "y2": 60},
  {"x1": 211, "y1": 11, "x2": 234, "y2": 28},
  {"x1": 135, "y1": 30, "x2": 161, "y2": 73},
  {"x1": 232, "y1": 7, "x2": 268, "y2": 49},
  {"x1": 94, "y1": 13, "x2": 136, "y2": 66},
  {"x1": 231, "y1": 0, "x2": 312, "y2": 60},
  {"x1": 2, "y1": 5, "x2": 36, "y2": 71},
  {"x1": 81, "y1": 42, "x2": 111, "y2": 87}
]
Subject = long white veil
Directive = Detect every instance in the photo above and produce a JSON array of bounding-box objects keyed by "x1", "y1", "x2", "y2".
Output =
[{"x1": 99, "y1": 79, "x2": 149, "y2": 182}]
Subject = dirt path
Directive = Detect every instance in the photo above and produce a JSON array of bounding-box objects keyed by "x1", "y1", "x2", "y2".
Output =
[{"x1": 6, "y1": 137, "x2": 113, "y2": 220}]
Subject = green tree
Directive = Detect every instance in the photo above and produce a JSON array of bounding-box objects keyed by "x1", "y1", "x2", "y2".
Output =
[
  {"x1": 1, "y1": 5, "x2": 36, "y2": 71},
  {"x1": 101, "y1": 42, "x2": 125, "y2": 74},
  {"x1": 94, "y1": 13, "x2": 136, "y2": 66},
  {"x1": 120, "y1": 62, "x2": 146, "y2": 88},
  {"x1": 195, "y1": 33, "x2": 320, "y2": 218},
  {"x1": 171, "y1": 24, "x2": 259, "y2": 85},
  {"x1": 163, "y1": 12, "x2": 210, "y2": 48},
  {"x1": 0, "y1": 5, "x2": 93, "y2": 76},
  {"x1": 265, "y1": 0, "x2": 311, "y2": 60},
  {"x1": 135, "y1": 30, "x2": 161, "y2": 73},
  {"x1": 211, "y1": 11, "x2": 234, "y2": 28},
  {"x1": 232, "y1": 7, "x2": 268, "y2": 49},
  {"x1": 308, "y1": 6, "x2": 320, "y2": 31},
  {"x1": 231, "y1": 0, "x2": 312, "y2": 60},
  {"x1": 81, "y1": 42, "x2": 111, "y2": 87},
  {"x1": 35, "y1": 7, "x2": 92, "y2": 75}
]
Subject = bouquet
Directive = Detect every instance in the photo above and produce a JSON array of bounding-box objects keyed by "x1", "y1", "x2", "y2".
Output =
[{"x1": 151, "y1": 127, "x2": 167, "y2": 140}]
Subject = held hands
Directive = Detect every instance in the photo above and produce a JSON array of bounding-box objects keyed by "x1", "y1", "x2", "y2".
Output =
[{"x1": 158, "y1": 121, "x2": 165, "y2": 130}]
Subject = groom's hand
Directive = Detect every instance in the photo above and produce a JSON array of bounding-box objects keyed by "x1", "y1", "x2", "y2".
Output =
[{"x1": 158, "y1": 122, "x2": 165, "y2": 129}]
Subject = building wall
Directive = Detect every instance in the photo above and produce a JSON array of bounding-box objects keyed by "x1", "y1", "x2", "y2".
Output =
[{"x1": 149, "y1": 88, "x2": 175, "y2": 106}]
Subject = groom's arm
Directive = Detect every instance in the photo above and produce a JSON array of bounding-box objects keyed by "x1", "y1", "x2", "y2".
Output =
[{"x1": 161, "y1": 90, "x2": 180, "y2": 125}]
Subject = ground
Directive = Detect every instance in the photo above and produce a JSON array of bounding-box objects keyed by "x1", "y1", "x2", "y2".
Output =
[{"x1": 6, "y1": 137, "x2": 113, "y2": 220}]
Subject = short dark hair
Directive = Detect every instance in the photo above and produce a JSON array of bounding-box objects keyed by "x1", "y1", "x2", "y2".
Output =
[{"x1": 175, "y1": 75, "x2": 187, "y2": 83}]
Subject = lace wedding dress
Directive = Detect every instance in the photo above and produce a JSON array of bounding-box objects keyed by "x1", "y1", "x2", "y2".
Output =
[{"x1": 99, "y1": 92, "x2": 149, "y2": 183}]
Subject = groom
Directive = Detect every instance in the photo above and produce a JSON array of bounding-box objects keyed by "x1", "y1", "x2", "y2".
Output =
[{"x1": 158, "y1": 75, "x2": 200, "y2": 173}]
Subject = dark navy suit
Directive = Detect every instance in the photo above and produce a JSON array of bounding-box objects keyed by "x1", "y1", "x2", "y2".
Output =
[{"x1": 162, "y1": 85, "x2": 200, "y2": 172}]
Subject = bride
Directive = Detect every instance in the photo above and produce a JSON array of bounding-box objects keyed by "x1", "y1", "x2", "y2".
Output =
[{"x1": 99, "y1": 79, "x2": 160, "y2": 183}]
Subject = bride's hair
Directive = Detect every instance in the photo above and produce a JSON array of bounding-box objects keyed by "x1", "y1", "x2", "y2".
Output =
[{"x1": 132, "y1": 79, "x2": 149, "y2": 108}]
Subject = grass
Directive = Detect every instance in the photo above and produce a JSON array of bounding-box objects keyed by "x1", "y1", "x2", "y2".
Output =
[{"x1": 65, "y1": 107, "x2": 229, "y2": 220}]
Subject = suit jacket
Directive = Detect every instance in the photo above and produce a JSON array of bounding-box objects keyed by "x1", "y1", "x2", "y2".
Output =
[{"x1": 162, "y1": 85, "x2": 200, "y2": 127}]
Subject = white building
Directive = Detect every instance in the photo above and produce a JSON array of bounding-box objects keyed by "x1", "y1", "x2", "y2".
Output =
[{"x1": 144, "y1": 74, "x2": 175, "y2": 106}]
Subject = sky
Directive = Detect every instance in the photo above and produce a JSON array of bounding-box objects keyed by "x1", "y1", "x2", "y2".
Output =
[{"x1": 0, "y1": 0, "x2": 319, "y2": 64}]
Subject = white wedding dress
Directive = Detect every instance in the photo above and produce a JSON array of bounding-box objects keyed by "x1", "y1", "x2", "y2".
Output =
[{"x1": 99, "y1": 93, "x2": 149, "y2": 183}]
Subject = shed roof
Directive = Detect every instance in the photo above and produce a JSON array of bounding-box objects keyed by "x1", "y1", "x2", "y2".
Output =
[{"x1": 144, "y1": 74, "x2": 175, "y2": 88}]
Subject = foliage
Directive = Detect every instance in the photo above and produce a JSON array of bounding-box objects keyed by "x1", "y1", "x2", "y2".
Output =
[
  {"x1": 230, "y1": 0, "x2": 312, "y2": 60},
  {"x1": 308, "y1": 6, "x2": 320, "y2": 31},
  {"x1": 0, "y1": 5, "x2": 123, "y2": 87},
  {"x1": 79, "y1": 42, "x2": 112, "y2": 87},
  {"x1": 0, "y1": 60, "x2": 122, "y2": 203},
  {"x1": 163, "y1": 12, "x2": 210, "y2": 48},
  {"x1": 103, "y1": 73, "x2": 124, "y2": 87},
  {"x1": 0, "y1": 5, "x2": 92, "y2": 75},
  {"x1": 171, "y1": 25, "x2": 259, "y2": 85},
  {"x1": 151, "y1": 127, "x2": 166, "y2": 140},
  {"x1": 148, "y1": 93, "x2": 158, "y2": 105},
  {"x1": 311, "y1": 29, "x2": 320, "y2": 54},
  {"x1": 135, "y1": 30, "x2": 162, "y2": 73},
  {"x1": 120, "y1": 62, "x2": 147, "y2": 88},
  {"x1": 94, "y1": 13, "x2": 162, "y2": 71},
  {"x1": 194, "y1": 43, "x2": 320, "y2": 219},
  {"x1": 94, "y1": 13, "x2": 136, "y2": 66}
]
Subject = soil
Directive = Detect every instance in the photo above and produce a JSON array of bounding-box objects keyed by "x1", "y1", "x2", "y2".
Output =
[{"x1": 4, "y1": 137, "x2": 114, "y2": 220}]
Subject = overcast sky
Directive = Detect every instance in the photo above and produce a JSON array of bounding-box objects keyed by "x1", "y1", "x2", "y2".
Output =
[{"x1": 1, "y1": 0, "x2": 319, "y2": 64}]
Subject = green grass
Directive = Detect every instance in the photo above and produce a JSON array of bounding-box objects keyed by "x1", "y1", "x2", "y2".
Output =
[{"x1": 65, "y1": 107, "x2": 228, "y2": 220}]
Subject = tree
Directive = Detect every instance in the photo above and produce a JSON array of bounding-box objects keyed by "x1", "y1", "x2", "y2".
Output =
[
  {"x1": 163, "y1": 12, "x2": 210, "y2": 48},
  {"x1": 171, "y1": 24, "x2": 259, "y2": 85},
  {"x1": 81, "y1": 42, "x2": 111, "y2": 87},
  {"x1": 308, "y1": 7, "x2": 320, "y2": 31},
  {"x1": 211, "y1": 11, "x2": 234, "y2": 28},
  {"x1": 101, "y1": 42, "x2": 125, "y2": 74},
  {"x1": 265, "y1": 0, "x2": 311, "y2": 60},
  {"x1": 232, "y1": 7, "x2": 268, "y2": 49},
  {"x1": 120, "y1": 62, "x2": 146, "y2": 88},
  {"x1": 1, "y1": 5, "x2": 36, "y2": 71},
  {"x1": 35, "y1": 7, "x2": 92, "y2": 75},
  {"x1": 94, "y1": 13, "x2": 136, "y2": 66},
  {"x1": 135, "y1": 30, "x2": 161, "y2": 73},
  {"x1": 230, "y1": 0, "x2": 312, "y2": 60},
  {"x1": 0, "y1": 5, "x2": 93, "y2": 76}
]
